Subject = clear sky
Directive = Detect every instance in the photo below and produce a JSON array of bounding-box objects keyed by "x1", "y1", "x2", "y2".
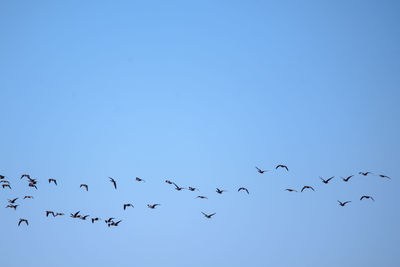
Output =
[{"x1": 1, "y1": 1, "x2": 399, "y2": 267}]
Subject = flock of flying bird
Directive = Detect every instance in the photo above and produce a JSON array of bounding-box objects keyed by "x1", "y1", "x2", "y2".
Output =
[{"x1": 0, "y1": 165, "x2": 391, "y2": 227}]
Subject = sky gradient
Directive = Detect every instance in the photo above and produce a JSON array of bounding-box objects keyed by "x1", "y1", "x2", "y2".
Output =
[{"x1": 1, "y1": 1, "x2": 399, "y2": 267}]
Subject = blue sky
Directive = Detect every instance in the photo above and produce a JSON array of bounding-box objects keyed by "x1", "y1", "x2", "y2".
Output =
[{"x1": 1, "y1": 1, "x2": 399, "y2": 266}]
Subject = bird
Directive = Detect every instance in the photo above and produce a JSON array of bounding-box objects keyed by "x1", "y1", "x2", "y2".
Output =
[
  {"x1": 301, "y1": 186, "x2": 315, "y2": 192},
  {"x1": 196, "y1": 196, "x2": 208, "y2": 199},
  {"x1": 285, "y1": 189, "x2": 297, "y2": 192},
  {"x1": 8, "y1": 198, "x2": 18, "y2": 204},
  {"x1": 27, "y1": 178, "x2": 37, "y2": 184},
  {"x1": 255, "y1": 167, "x2": 269, "y2": 174},
  {"x1": 360, "y1": 195, "x2": 375, "y2": 201},
  {"x1": 109, "y1": 220, "x2": 122, "y2": 227},
  {"x1": 2, "y1": 184, "x2": 11, "y2": 189},
  {"x1": 172, "y1": 182, "x2": 185, "y2": 191},
  {"x1": 216, "y1": 188, "x2": 226, "y2": 194},
  {"x1": 276, "y1": 164, "x2": 289, "y2": 171},
  {"x1": 46, "y1": 211, "x2": 55, "y2": 217},
  {"x1": 359, "y1": 171, "x2": 373, "y2": 176},
  {"x1": 378, "y1": 174, "x2": 391, "y2": 179},
  {"x1": 54, "y1": 213, "x2": 64, "y2": 217},
  {"x1": 28, "y1": 183, "x2": 37, "y2": 189},
  {"x1": 342, "y1": 175, "x2": 354, "y2": 182},
  {"x1": 48, "y1": 179, "x2": 57, "y2": 185},
  {"x1": 123, "y1": 203, "x2": 134, "y2": 210},
  {"x1": 338, "y1": 200, "x2": 351, "y2": 207},
  {"x1": 165, "y1": 180, "x2": 173, "y2": 184},
  {"x1": 201, "y1": 212, "x2": 216, "y2": 219},
  {"x1": 135, "y1": 177, "x2": 145, "y2": 182},
  {"x1": 320, "y1": 176, "x2": 334, "y2": 184},
  {"x1": 0, "y1": 180, "x2": 9, "y2": 183},
  {"x1": 80, "y1": 184, "x2": 88, "y2": 191},
  {"x1": 21, "y1": 174, "x2": 30, "y2": 179},
  {"x1": 6, "y1": 204, "x2": 18, "y2": 210},
  {"x1": 80, "y1": 215, "x2": 89, "y2": 221},
  {"x1": 18, "y1": 218, "x2": 28, "y2": 226},
  {"x1": 188, "y1": 187, "x2": 198, "y2": 191},
  {"x1": 0, "y1": 175, "x2": 5, "y2": 179},
  {"x1": 23, "y1": 196, "x2": 34, "y2": 199},
  {"x1": 70, "y1": 211, "x2": 81, "y2": 218},
  {"x1": 91, "y1": 217, "x2": 100, "y2": 223},
  {"x1": 105, "y1": 217, "x2": 115, "y2": 224},
  {"x1": 238, "y1": 187, "x2": 249, "y2": 194},
  {"x1": 147, "y1": 204, "x2": 160, "y2": 209},
  {"x1": 109, "y1": 177, "x2": 117, "y2": 189}
]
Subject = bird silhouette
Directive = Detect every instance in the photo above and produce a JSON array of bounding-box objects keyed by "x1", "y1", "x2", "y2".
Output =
[
  {"x1": 255, "y1": 167, "x2": 269, "y2": 174},
  {"x1": 378, "y1": 174, "x2": 391, "y2": 179},
  {"x1": 201, "y1": 212, "x2": 216, "y2": 219},
  {"x1": 359, "y1": 172, "x2": 373, "y2": 176},
  {"x1": 147, "y1": 204, "x2": 160, "y2": 209},
  {"x1": 18, "y1": 218, "x2": 28, "y2": 226},
  {"x1": 188, "y1": 187, "x2": 198, "y2": 191},
  {"x1": 123, "y1": 203, "x2": 134, "y2": 210},
  {"x1": 173, "y1": 183, "x2": 185, "y2": 191},
  {"x1": 21, "y1": 174, "x2": 30, "y2": 179},
  {"x1": 48, "y1": 179, "x2": 57, "y2": 185},
  {"x1": 0, "y1": 175, "x2": 5, "y2": 179},
  {"x1": 338, "y1": 200, "x2": 351, "y2": 206},
  {"x1": 6, "y1": 204, "x2": 18, "y2": 210},
  {"x1": 46, "y1": 211, "x2": 55, "y2": 217},
  {"x1": 80, "y1": 215, "x2": 89, "y2": 220},
  {"x1": 196, "y1": 196, "x2": 208, "y2": 199},
  {"x1": 8, "y1": 198, "x2": 18, "y2": 204},
  {"x1": 320, "y1": 176, "x2": 334, "y2": 184},
  {"x1": 285, "y1": 189, "x2": 297, "y2": 192},
  {"x1": 216, "y1": 188, "x2": 226, "y2": 194},
  {"x1": 2, "y1": 184, "x2": 11, "y2": 189},
  {"x1": 91, "y1": 217, "x2": 100, "y2": 223},
  {"x1": 341, "y1": 175, "x2": 354, "y2": 182},
  {"x1": 80, "y1": 184, "x2": 88, "y2": 191},
  {"x1": 135, "y1": 177, "x2": 145, "y2": 182},
  {"x1": 23, "y1": 196, "x2": 34, "y2": 199},
  {"x1": 105, "y1": 217, "x2": 115, "y2": 224},
  {"x1": 301, "y1": 186, "x2": 315, "y2": 192},
  {"x1": 238, "y1": 187, "x2": 249, "y2": 194},
  {"x1": 165, "y1": 180, "x2": 173, "y2": 184},
  {"x1": 0, "y1": 180, "x2": 9, "y2": 184},
  {"x1": 28, "y1": 183, "x2": 37, "y2": 189},
  {"x1": 70, "y1": 211, "x2": 81, "y2": 218},
  {"x1": 276, "y1": 165, "x2": 289, "y2": 171},
  {"x1": 109, "y1": 177, "x2": 117, "y2": 189},
  {"x1": 108, "y1": 220, "x2": 122, "y2": 227},
  {"x1": 360, "y1": 195, "x2": 374, "y2": 201}
]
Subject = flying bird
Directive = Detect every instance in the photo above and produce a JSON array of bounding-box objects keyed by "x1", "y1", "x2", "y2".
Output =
[
  {"x1": 2, "y1": 184, "x2": 11, "y2": 189},
  {"x1": 48, "y1": 179, "x2": 57, "y2": 185},
  {"x1": 109, "y1": 177, "x2": 117, "y2": 189},
  {"x1": 341, "y1": 175, "x2": 354, "y2": 182},
  {"x1": 18, "y1": 218, "x2": 28, "y2": 226},
  {"x1": 301, "y1": 186, "x2": 315, "y2": 192},
  {"x1": 23, "y1": 196, "x2": 34, "y2": 199},
  {"x1": 338, "y1": 200, "x2": 351, "y2": 206},
  {"x1": 0, "y1": 180, "x2": 9, "y2": 183},
  {"x1": 201, "y1": 212, "x2": 216, "y2": 219},
  {"x1": 70, "y1": 211, "x2": 81, "y2": 218},
  {"x1": 135, "y1": 177, "x2": 145, "y2": 182},
  {"x1": 188, "y1": 187, "x2": 198, "y2": 191},
  {"x1": 196, "y1": 196, "x2": 208, "y2": 199},
  {"x1": 123, "y1": 203, "x2": 134, "y2": 210},
  {"x1": 378, "y1": 174, "x2": 391, "y2": 179},
  {"x1": 360, "y1": 195, "x2": 375, "y2": 201},
  {"x1": 80, "y1": 184, "x2": 88, "y2": 191},
  {"x1": 276, "y1": 164, "x2": 289, "y2": 171},
  {"x1": 6, "y1": 204, "x2": 18, "y2": 210},
  {"x1": 147, "y1": 204, "x2": 160, "y2": 209},
  {"x1": 285, "y1": 189, "x2": 297, "y2": 192},
  {"x1": 8, "y1": 198, "x2": 18, "y2": 204},
  {"x1": 28, "y1": 183, "x2": 37, "y2": 189},
  {"x1": 46, "y1": 211, "x2": 55, "y2": 217},
  {"x1": 91, "y1": 217, "x2": 100, "y2": 223},
  {"x1": 108, "y1": 220, "x2": 122, "y2": 227},
  {"x1": 165, "y1": 180, "x2": 173, "y2": 184},
  {"x1": 255, "y1": 167, "x2": 269, "y2": 174},
  {"x1": 359, "y1": 172, "x2": 373, "y2": 176},
  {"x1": 173, "y1": 183, "x2": 185, "y2": 191},
  {"x1": 0, "y1": 175, "x2": 5, "y2": 179},
  {"x1": 238, "y1": 187, "x2": 249, "y2": 194},
  {"x1": 80, "y1": 215, "x2": 89, "y2": 221},
  {"x1": 21, "y1": 174, "x2": 30, "y2": 179},
  {"x1": 105, "y1": 217, "x2": 115, "y2": 224},
  {"x1": 320, "y1": 176, "x2": 334, "y2": 184},
  {"x1": 216, "y1": 188, "x2": 226, "y2": 194}
]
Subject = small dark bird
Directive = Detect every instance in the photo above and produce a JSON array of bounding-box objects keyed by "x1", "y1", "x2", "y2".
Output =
[
  {"x1": 276, "y1": 164, "x2": 289, "y2": 171},
  {"x1": 196, "y1": 196, "x2": 208, "y2": 199},
  {"x1": 320, "y1": 176, "x2": 334, "y2": 184},
  {"x1": 28, "y1": 178, "x2": 37, "y2": 184},
  {"x1": 188, "y1": 187, "x2": 198, "y2": 191},
  {"x1": 46, "y1": 211, "x2": 55, "y2": 217},
  {"x1": 0, "y1": 180, "x2": 9, "y2": 183},
  {"x1": 378, "y1": 174, "x2": 391, "y2": 179},
  {"x1": 109, "y1": 177, "x2": 117, "y2": 189},
  {"x1": 216, "y1": 188, "x2": 226, "y2": 194},
  {"x1": 23, "y1": 196, "x2": 34, "y2": 199},
  {"x1": 173, "y1": 183, "x2": 185, "y2": 191},
  {"x1": 285, "y1": 189, "x2": 297, "y2": 192},
  {"x1": 8, "y1": 198, "x2": 18, "y2": 204},
  {"x1": 0, "y1": 175, "x2": 5, "y2": 179},
  {"x1": 80, "y1": 215, "x2": 89, "y2": 220},
  {"x1": 123, "y1": 203, "x2": 134, "y2": 210},
  {"x1": 147, "y1": 204, "x2": 160, "y2": 209},
  {"x1": 21, "y1": 174, "x2": 30, "y2": 179},
  {"x1": 255, "y1": 167, "x2": 269, "y2": 174},
  {"x1": 338, "y1": 200, "x2": 351, "y2": 207},
  {"x1": 135, "y1": 177, "x2": 145, "y2": 182},
  {"x1": 201, "y1": 212, "x2": 216, "y2": 219},
  {"x1": 54, "y1": 213, "x2": 64, "y2": 217},
  {"x1": 2, "y1": 184, "x2": 11, "y2": 189},
  {"x1": 301, "y1": 186, "x2": 315, "y2": 192},
  {"x1": 18, "y1": 218, "x2": 28, "y2": 226},
  {"x1": 91, "y1": 217, "x2": 100, "y2": 223},
  {"x1": 165, "y1": 180, "x2": 173, "y2": 184},
  {"x1": 360, "y1": 195, "x2": 375, "y2": 201},
  {"x1": 70, "y1": 211, "x2": 81, "y2": 218},
  {"x1": 342, "y1": 175, "x2": 354, "y2": 182},
  {"x1": 80, "y1": 184, "x2": 88, "y2": 191},
  {"x1": 6, "y1": 204, "x2": 18, "y2": 210},
  {"x1": 105, "y1": 217, "x2": 115, "y2": 224},
  {"x1": 238, "y1": 187, "x2": 249, "y2": 194},
  {"x1": 109, "y1": 220, "x2": 122, "y2": 227},
  {"x1": 48, "y1": 179, "x2": 57, "y2": 185},
  {"x1": 28, "y1": 183, "x2": 37, "y2": 189},
  {"x1": 359, "y1": 172, "x2": 373, "y2": 176}
]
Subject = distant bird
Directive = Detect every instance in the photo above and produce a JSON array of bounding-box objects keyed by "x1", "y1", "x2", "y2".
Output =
[
  {"x1": 109, "y1": 177, "x2": 117, "y2": 189},
  {"x1": 0, "y1": 180, "x2": 10, "y2": 184},
  {"x1": 123, "y1": 203, "x2": 134, "y2": 210},
  {"x1": 147, "y1": 204, "x2": 160, "y2": 209},
  {"x1": 338, "y1": 200, "x2": 351, "y2": 207},
  {"x1": 91, "y1": 217, "x2": 100, "y2": 223},
  {"x1": 0, "y1": 175, "x2": 5, "y2": 179},
  {"x1": 23, "y1": 196, "x2": 34, "y2": 199},
  {"x1": 285, "y1": 189, "x2": 297, "y2": 192},
  {"x1": 54, "y1": 213, "x2": 64, "y2": 217},
  {"x1": 276, "y1": 164, "x2": 289, "y2": 171},
  {"x1": 342, "y1": 175, "x2": 354, "y2": 182},
  {"x1": 46, "y1": 211, "x2": 55, "y2": 217},
  {"x1": 359, "y1": 172, "x2": 373, "y2": 176},
  {"x1": 135, "y1": 177, "x2": 145, "y2": 182},
  {"x1": 18, "y1": 218, "x2": 28, "y2": 226},
  {"x1": 173, "y1": 183, "x2": 185, "y2": 191},
  {"x1": 21, "y1": 174, "x2": 30, "y2": 179},
  {"x1": 70, "y1": 211, "x2": 81, "y2": 218},
  {"x1": 48, "y1": 179, "x2": 57, "y2": 185},
  {"x1": 360, "y1": 195, "x2": 375, "y2": 201},
  {"x1": 8, "y1": 198, "x2": 18, "y2": 204},
  {"x1": 301, "y1": 186, "x2": 315, "y2": 192},
  {"x1": 108, "y1": 220, "x2": 122, "y2": 227},
  {"x1": 28, "y1": 178, "x2": 37, "y2": 184},
  {"x1": 216, "y1": 188, "x2": 226, "y2": 194},
  {"x1": 378, "y1": 174, "x2": 391, "y2": 179},
  {"x1": 238, "y1": 187, "x2": 249, "y2": 194},
  {"x1": 28, "y1": 183, "x2": 37, "y2": 189},
  {"x1": 80, "y1": 184, "x2": 88, "y2": 191},
  {"x1": 2, "y1": 184, "x2": 11, "y2": 189},
  {"x1": 165, "y1": 180, "x2": 173, "y2": 184},
  {"x1": 196, "y1": 196, "x2": 208, "y2": 199},
  {"x1": 188, "y1": 187, "x2": 198, "y2": 191},
  {"x1": 6, "y1": 204, "x2": 18, "y2": 210},
  {"x1": 80, "y1": 215, "x2": 89, "y2": 220},
  {"x1": 255, "y1": 167, "x2": 269, "y2": 174},
  {"x1": 320, "y1": 176, "x2": 334, "y2": 184},
  {"x1": 105, "y1": 217, "x2": 115, "y2": 224},
  {"x1": 201, "y1": 212, "x2": 216, "y2": 219}
]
